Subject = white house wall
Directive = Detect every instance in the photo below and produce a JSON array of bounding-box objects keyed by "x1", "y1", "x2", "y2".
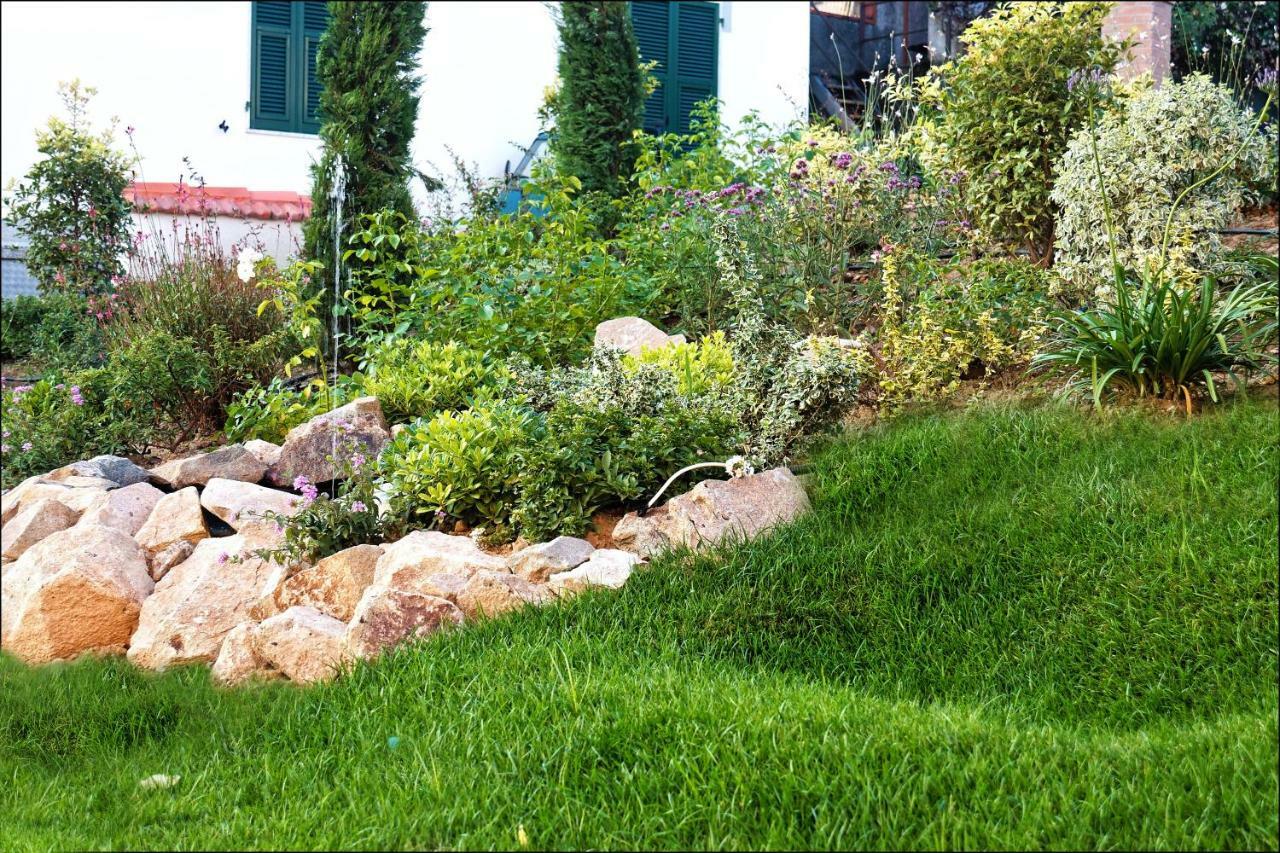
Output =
[{"x1": 2, "y1": 1, "x2": 808, "y2": 217}]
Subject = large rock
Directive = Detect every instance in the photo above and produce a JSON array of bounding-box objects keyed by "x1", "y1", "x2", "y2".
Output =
[
  {"x1": 210, "y1": 622, "x2": 276, "y2": 687},
  {"x1": 243, "y1": 439, "x2": 282, "y2": 469},
  {"x1": 273, "y1": 543, "x2": 382, "y2": 622},
  {"x1": 47, "y1": 455, "x2": 150, "y2": 487},
  {"x1": 593, "y1": 317, "x2": 686, "y2": 357},
  {"x1": 612, "y1": 467, "x2": 810, "y2": 558},
  {"x1": 1, "y1": 525, "x2": 153, "y2": 664},
  {"x1": 135, "y1": 487, "x2": 209, "y2": 556},
  {"x1": 345, "y1": 588, "x2": 464, "y2": 659},
  {"x1": 127, "y1": 535, "x2": 290, "y2": 670},
  {"x1": 255, "y1": 606, "x2": 351, "y2": 683},
  {"x1": 77, "y1": 482, "x2": 163, "y2": 537},
  {"x1": 1, "y1": 497, "x2": 80, "y2": 561},
  {"x1": 456, "y1": 570, "x2": 553, "y2": 619},
  {"x1": 506, "y1": 535, "x2": 594, "y2": 583},
  {"x1": 1, "y1": 476, "x2": 104, "y2": 524},
  {"x1": 548, "y1": 549, "x2": 639, "y2": 594},
  {"x1": 200, "y1": 478, "x2": 299, "y2": 528},
  {"x1": 149, "y1": 445, "x2": 267, "y2": 489},
  {"x1": 373, "y1": 530, "x2": 506, "y2": 591},
  {"x1": 268, "y1": 396, "x2": 390, "y2": 486},
  {"x1": 148, "y1": 540, "x2": 196, "y2": 582}
]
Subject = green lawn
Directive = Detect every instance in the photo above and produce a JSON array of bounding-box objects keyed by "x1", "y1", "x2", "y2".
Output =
[{"x1": 3, "y1": 397, "x2": 1277, "y2": 850}]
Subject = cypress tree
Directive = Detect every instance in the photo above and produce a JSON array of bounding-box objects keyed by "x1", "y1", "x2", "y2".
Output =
[
  {"x1": 304, "y1": 0, "x2": 427, "y2": 350},
  {"x1": 552, "y1": 2, "x2": 646, "y2": 198}
]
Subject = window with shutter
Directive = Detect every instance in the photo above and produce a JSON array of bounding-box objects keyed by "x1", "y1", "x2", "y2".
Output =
[
  {"x1": 251, "y1": 1, "x2": 329, "y2": 133},
  {"x1": 630, "y1": 1, "x2": 718, "y2": 135}
]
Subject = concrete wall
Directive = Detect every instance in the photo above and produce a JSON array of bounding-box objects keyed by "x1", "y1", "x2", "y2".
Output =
[{"x1": 2, "y1": 1, "x2": 810, "y2": 218}]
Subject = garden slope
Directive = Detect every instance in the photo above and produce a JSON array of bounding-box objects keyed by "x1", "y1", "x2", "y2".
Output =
[{"x1": 2, "y1": 398, "x2": 1277, "y2": 850}]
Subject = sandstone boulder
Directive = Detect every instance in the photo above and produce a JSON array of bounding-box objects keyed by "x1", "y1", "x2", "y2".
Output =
[
  {"x1": 148, "y1": 540, "x2": 196, "y2": 582},
  {"x1": 127, "y1": 535, "x2": 289, "y2": 670},
  {"x1": 149, "y1": 445, "x2": 267, "y2": 489},
  {"x1": 135, "y1": 487, "x2": 209, "y2": 556},
  {"x1": 200, "y1": 478, "x2": 299, "y2": 528},
  {"x1": 47, "y1": 455, "x2": 150, "y2": 487},
  {"x1": 346, "y1": 587, "x2": 464, "y2": 659},
  {"x1": 373, "y1": 530, "x2": 506, "y2": 591},
  {"x1": 210, "y1": 622, "x2": 276, "y2": 687},
  {"x1": 548, "y1": 548, "x2": 639, "y2": 594},
  {"x1": 456, "y1": 570, "x2": 553, "y2": 619},
  {"x1": 593, "y1": 317, "x2": 686, "y2": 357},
  {"x1": 77, "y1": 482, "x2": 163, "y2": 537},
  {"x1": 273, "y1": 543, "x2": 382, "y2": 622},
  {"x1": 268, "y1": 396, "x2": 390, "y2": 486},
  {"x1": 1, "y1": 476, "x2": 103, "y2": 524},
  {"x1": 506, "y1": 535, "x2": 594, "y2": 583},
  {"x1": 243, "y1": 439, "x2": 282, "y2": 469},
  {"x1": 1, "y1": 525, "x2": 153, "y2": 664},
  {"x1": 255, "y1": 606, "x2": 350, "y2": 683},
  {"x1": 612, "y1": 467, "x2": 810, "y2": 558},
  {"x1": 1, "y1": 497, "x2": 80, "y2": 561}
]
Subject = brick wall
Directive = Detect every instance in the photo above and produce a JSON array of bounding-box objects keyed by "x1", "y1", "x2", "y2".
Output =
[{"x1": 1103, "y1": 1, "x2": 1173, "y2": 85}]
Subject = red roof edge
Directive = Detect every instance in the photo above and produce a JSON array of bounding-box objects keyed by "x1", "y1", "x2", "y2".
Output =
[{"x1": 126, "y1": 182, "x2": 312, "y2": 222}]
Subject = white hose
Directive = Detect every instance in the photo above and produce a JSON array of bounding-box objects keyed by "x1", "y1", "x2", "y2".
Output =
[{"x1": 645, "y1": 455, "x2": 754, "y2": 511}]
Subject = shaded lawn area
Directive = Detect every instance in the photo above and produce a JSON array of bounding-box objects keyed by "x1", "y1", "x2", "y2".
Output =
[{"x1": 2, "y1": 396, "x2": 1277, "y2": 850}]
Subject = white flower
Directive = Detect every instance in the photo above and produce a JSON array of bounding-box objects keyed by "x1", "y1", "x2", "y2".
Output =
[
  {"x1": 236, "y1": 247, "x2": 263, "y2": 283},
  {"x1": 724, "y1": 455, "x2": 754, "y2": 478}
]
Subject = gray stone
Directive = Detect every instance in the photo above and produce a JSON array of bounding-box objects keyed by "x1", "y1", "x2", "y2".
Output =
[
  {"x1": 506, "y1": 535, "x2": 595, "y2": 583},
  {"x1": 48, "y1": 455, "x2": 150, "y2": 487}
]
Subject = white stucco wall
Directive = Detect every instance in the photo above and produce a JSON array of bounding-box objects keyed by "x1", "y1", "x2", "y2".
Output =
[{"x1": 2, "y1": 1, "x2": 809, "y2": 216}]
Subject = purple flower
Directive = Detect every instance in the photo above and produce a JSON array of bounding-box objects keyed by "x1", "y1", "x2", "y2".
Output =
[
  {"x1": 878, "y1": 161, "x2": 899, "y2": 174},
  {"x1": 351, "y1": 452, "x2": 366, "y2": 469},
  {"x1": 0, "y1": 445, "x2": 9, "y2": 454},
  {"x1": 292, "y1": 475, "x2": 311, "y2": 491},
  {"x1": 726, "y1": 207, "x2": 747, "y2": 216},
  {"x1": 830, "y1": 152, "x2": 853, "y2": 170},
  {"x1": 21, "y1": 442, "x2": 33, "y2": 452},
  {"x1": 69, "y1": 386, "x2": 84, "y2": 406},
  {"x1": 301, "y1": 483, "x2": 319, "y2": 504},
  {"x1": 351, "y1": 501, "x2": 368, "y2": 513},
  {"x1": 216, "y1": 552, "x2": 229, "y2": 565}
]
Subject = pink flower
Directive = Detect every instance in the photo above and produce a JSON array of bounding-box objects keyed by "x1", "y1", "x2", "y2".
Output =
[
  {"x1": 351, "y1": 501, "x2": 367, "y2": 513},
  {"x1": 21, "y1": 442, "x2": 33, "y2": 452},
  {"x1": 216, "y1": 552, "x2": 229, "y2": 565},
  {"x1": 350, "y1": 452, "x2": 366, "y2": 469},
  {"x1": 69, "y1": 386, "x2": 85, "y2": 406}
]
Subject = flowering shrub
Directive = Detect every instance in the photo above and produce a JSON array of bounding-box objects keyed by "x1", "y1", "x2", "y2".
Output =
[
  {"x1": 875, "y1": 250, "x2": 1050, "y2": 411},
  {"x1": 3, "y1": 80, "x2": 133, "y2": 295},
  {"x1": 0, "y1": 371, "x2": 151, "y2": 483},
  {"x1": 1, "y1": 292, "x2": 105, "y2": 373},
  {"x1": 621, "y1": 110, "x2": 969, "y2": 335},
  {"x1": 1052, "y1": 73, "x2": 1275, "y2": 301},
  {"x1": 248, "y1": 438, "x2": 391, "y2": 564}
]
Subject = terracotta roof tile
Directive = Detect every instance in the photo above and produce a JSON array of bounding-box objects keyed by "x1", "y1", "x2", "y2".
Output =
[{"x1": 126, "y1": 182, "x2": 312, "y2": 222}]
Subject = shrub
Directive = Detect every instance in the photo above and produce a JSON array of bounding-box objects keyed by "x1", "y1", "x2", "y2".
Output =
[
  {"x1": 3, "y1": 80, "x2": 133, "y2": 295},
  {"x1": 1052, "y1": 74, "x2": 1274, "y2": 301},
  {"x1": 224, "y1": 376, "x2": 357, "y2": 445},
  {"x1": 1032, "y1": 270, "x2": 1278, "y2": 412},
  {"x1": 25, "y1": 292, "x2": 106, "y2": 373},
  {"x1": 0, "y1": 370, "x2": 151, "y2": 484},
  {"x1": 512, "y1": 348, "x2": 744, "y2": 539},
  {"x1": 345, "y1": 176, "x2": 653, "y2": 366},
  {"x1": 378, "y1": 403, "x2": 538, "y2": 540},
  {"x1": 549, "y1": 1, "x2": 646, "y2": 200},
  {"x1": 360, "y1": 338, "x2": 511, "y2": 425},
  {"x1": 305, "y1": 0, "x2": 428, "y2": 344},
  {"x1": 623, "y1": 331, "x2": 735, "y2": 395},
  {"x1": 0, "y1": 296, "x2": 46, "y2": 361},
  {"x1": 246, "y1": 440, "x2": 388, "y2": 565},
  {"x1": 925, "y1": 2, "x2": 1124, "y2": 263},
  {"x1": 875, "y1": 250, "x2": 1049, "y2": 411}
]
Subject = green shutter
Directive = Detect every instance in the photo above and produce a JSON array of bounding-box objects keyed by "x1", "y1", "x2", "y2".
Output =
[
  {"x1": 632, "y1": 1, "x2": 670, "y2": 134},
  {"x1": 301, "y1": 1, "x2": 328, "y2": 131},
  {"x1": 629, "y1": 2, "x2": 718, "y2": 135},
  {"x1": 251, "y1": 1, "x2": 328, "y2": 133},
  {"x1": 673, "y1": 2, "x2": 718, "y2": 134},
  {"x1": 252, "y1": 1, "x2": 294, "y2": 131}
]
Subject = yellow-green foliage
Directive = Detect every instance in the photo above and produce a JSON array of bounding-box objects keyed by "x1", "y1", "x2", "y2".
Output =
[
  {"x1": 876, "y1": 250, "x2": 1049, "y2": 410},
  {"x1": 925, "y1": 2, "x2": 1124, "y2": 263},
  {"x1": 623, "y1": 331, "x2": 735, "y2": 395}
]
